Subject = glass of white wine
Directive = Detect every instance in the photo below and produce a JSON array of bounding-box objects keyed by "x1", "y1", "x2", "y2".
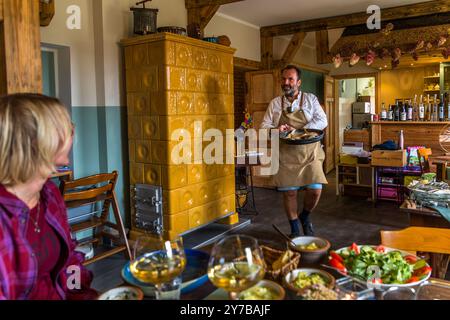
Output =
[
  {"x1": 130, "y1": 236, "x2": 186, "y2": 300},
  {"x1": 207, "y1": 235, "x2": 265, "y2": 300}
]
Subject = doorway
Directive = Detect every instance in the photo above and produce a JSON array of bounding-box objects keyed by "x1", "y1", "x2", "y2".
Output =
[{"x1": 334, "y1": 73, "x2": 378, "y2": 157}]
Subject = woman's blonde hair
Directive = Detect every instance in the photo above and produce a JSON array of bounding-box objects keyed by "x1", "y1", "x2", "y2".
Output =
[{"x1": 0, "y1": 93, "x2": 73, "y2": 186}]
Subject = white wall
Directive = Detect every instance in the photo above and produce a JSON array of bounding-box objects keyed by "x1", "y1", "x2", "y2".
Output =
[
  {"x1": 40, "y1": 0, "x2": 97, "y2": 107},
  {"x1": 205, "y1": 13, "x2": 260, "y2": 61}
]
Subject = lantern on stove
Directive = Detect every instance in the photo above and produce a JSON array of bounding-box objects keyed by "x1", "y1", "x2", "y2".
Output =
[{"x1": 130, "y1": 0, "x2": 158, "y2": 35}]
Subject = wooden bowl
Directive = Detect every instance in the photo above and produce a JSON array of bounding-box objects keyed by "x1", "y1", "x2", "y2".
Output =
[
  {"x1": 283, "y1": 268, "x2": 335, "y2": 296},
  {"x1": 288, "y1": 236, "x2": 330, "y2": 266}
]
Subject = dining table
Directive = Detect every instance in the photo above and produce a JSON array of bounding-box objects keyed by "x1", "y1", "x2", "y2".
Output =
[
  {"x1": 400, "y1": 200, "x2": 450, "y2": 279},
  {"x1": 115, "y1": 249, "x2": 450, "y2": 301}
]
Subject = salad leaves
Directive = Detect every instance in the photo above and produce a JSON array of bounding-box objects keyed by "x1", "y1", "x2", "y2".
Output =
[{"x1": 335, "y1": 245, "x2": 429, "y2": 284}]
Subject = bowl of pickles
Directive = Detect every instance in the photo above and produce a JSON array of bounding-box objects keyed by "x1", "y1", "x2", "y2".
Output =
[{"x1": 288, "y1": 236, "x2": 331, "y2": 266}]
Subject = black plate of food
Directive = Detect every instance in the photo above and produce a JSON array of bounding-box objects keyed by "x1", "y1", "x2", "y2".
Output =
[{"x1": 280, "y1": 129, "x2": 324, "y2": 145}]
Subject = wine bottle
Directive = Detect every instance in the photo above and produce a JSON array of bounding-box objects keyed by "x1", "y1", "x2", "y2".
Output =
[
  {"x1": 426, "y1": 94, "x2": 432, "y2": 121},
  {"x1": 412, "y1": 95, "x2": 419, "y2": 121},
  {"x1": 447, "y1": 93, "x2": 450, "y2": 121},
  {"x1": 419, "y1": 95, "x2": 425, "y2": 121},
  {"x1": 433, "y1": 94, "x2": 439, "y2": 121},
  {"x1": 387, "y1": 105, "x2": 394, "y2": 121},
  {"x1": 439, "y1": 93, "x2": 445, "y2": 121},
  {"x1": 381, "y1": 102, "x2": 387, "y2": 121},
  {"x1": 407, "y1": 99, "x2": 413, "y2": 121},
  {"x1": 394, "y1": 100, "x2": 400, "y2": 121},
  {"x1": 400, "y1": 99, "x2": 407, "y2": 121}
]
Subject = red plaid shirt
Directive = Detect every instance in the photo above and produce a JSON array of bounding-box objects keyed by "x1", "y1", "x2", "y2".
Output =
[{"x1": 0, "y1": 181, "x2": 97, "y2": 300}]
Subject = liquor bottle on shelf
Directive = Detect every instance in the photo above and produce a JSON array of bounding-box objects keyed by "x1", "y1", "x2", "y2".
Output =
[
  {"x1": 394, "y1": 100, "x2": 400, "y2": 121},
  {"x1": 432, "y1": 94, "x2": 439, "y2": 121},
  {"x1": 439, "y1": 93, "x2": 445, "y2": 121},
  {"x1": 407, "y1": 99, "x2": 413, "y2": 121},
  {"x1": 387, "y1": 105, "x2": 394, "y2": 121},
  {"x1": 419, "y1": 94, "x2": 425, "y2": 121},
  {"x1": 400, "y1": 100, "x2": 407, "y2": 121},
  {"x1": 447, "y1": 93, "x2": 450, "y2": 121},
  {"x1": 426, "y1": 94, "x2": 432, "y2": 121},
  {"x1": 412, "y1": 95, "x2": 419, "y2": 121},
  {"x1": 380, "y1": 102, "x2": 387, "y2": 121}
]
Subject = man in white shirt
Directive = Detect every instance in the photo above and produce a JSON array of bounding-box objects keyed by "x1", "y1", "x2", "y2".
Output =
[{"x1": 261, "y1": 65, "x2": 328, "y2": 237}]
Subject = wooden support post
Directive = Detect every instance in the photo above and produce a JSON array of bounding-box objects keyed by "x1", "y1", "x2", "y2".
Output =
[
  {"x1": 0, "y1": 0, "x2": 42, "y2": 94},
  {"x1": 39, "y1": 0, "x2": 55, "y2": 27},
  {"x1": 261, "y1": 36, "x2": 273, "y2": 70},
  {"x1": 187, "y1": 5, "x2": 220, "y2": 35},
  {"x1": 316, "y1": 30, "x2": 330, "y2": 64},
  {"x1": 276, "y1": 32, "x2": 306, "y2": 68}
]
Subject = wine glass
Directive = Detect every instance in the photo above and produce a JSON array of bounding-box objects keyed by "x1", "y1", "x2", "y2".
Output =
[
  {"x1": 207, "y1": 235, "x2": 265, "y2": 300},
  {"x1": 130, "y1": 235, "x2": 186, "y2": 300}
]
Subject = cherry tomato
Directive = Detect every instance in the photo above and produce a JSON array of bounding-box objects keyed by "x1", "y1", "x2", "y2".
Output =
[
  {"x1": 414, "y1": 266, "x2": 432, "y2": 277},
  {"x1": 349, "y1": 242, "x2": 360, "y2": 254},
  {"x1": 404, "y1": 255, "x2": 418, "y2": 264},
  {"x1": 376, "y1": 245, "x2": 385, "y2": 253},
  {"x1": 369, "y1": 278, "x2": 383, "y2": 284},
  {"x1": 406, "y1": 276, "x2": 420, "y2": 283}
]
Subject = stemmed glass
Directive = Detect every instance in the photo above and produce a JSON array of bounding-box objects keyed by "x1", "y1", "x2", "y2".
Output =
[
  {"x1": 207, "y1": 235, "x2": 265, "y2": 300},
  {"x1": 130, "y1": 235, "x2": 186, "y2": 300}
]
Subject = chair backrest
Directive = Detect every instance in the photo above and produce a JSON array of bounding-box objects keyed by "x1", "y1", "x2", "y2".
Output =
[
  {"x1": 380, "y1": 227, "x2": 450, "y2": 255},
  {"x1": 60, "y1": 171, "x2": 118, "y2": 210},
  {"x1": 418, "y1": 148, "x2": 432, "y2": 173}
]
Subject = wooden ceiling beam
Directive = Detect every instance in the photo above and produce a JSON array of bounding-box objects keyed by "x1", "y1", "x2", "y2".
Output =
[
  {"x1": 199, "y1": 4, "x2": 220, "y2": 29},
  {"x1": 186, "y1": 0, "x2": 244, "y2": 9},
  {"x1": 234, "y1": 57, "x2": 261, "y2": 70},
  {"x1": 187, "y1": 4, "x2": 220, "y2": 33},
  {"x1": 39, "y1": 0, "x2": 55, "y2": 27},
  {"x1": 261, "y1": 0, "x2": 450, "y2": 37},
  {"x1": 316, "y1": 30, "x2": 330, "y2": 64},
  {"x1": 275, "y1": 32, "x2": 306, "y2": 68}
]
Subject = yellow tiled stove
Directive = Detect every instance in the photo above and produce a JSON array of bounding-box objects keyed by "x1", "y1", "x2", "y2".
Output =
[{"x1": 121, "y1": 33, "x2": 238, "y2": 241}]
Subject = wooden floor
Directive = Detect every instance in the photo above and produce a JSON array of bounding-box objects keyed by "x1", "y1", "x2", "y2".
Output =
[{"x1": 87, "y1": 171, "x2": 449, "y2": 293}]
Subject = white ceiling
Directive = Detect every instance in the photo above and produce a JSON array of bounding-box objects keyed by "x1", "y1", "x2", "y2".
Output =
[{"x1": 218, "y1": 0, "x2": 433, "y2": 28}]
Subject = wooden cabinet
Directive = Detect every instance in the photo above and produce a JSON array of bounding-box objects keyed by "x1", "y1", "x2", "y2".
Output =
[{"x1": 121, "y1": 33, "x2": 237, "y2": 240}]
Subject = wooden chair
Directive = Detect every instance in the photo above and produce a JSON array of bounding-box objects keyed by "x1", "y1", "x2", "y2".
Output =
[
  {"x1": 418, "y1": 148, "x2": 432, "y2": 173},
  {"x1": 60, "y1": 171, "x2": 132, "y2": 265},
  {"x1": 380, "y1": 227, "x2": 450, "y2": 279}
]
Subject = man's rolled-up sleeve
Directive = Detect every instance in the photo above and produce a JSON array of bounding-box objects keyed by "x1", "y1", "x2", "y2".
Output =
[
  {"x1": 261, "y1": 99, "x2": 279, "y2": 129},
  {"x1": 304, "y1": 94, "x2": 328, "y2": 130}
]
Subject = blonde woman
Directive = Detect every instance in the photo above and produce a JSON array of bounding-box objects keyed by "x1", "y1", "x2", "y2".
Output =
[{"x1": 0, "y1": 93, "x2": 97, "y2": 300}]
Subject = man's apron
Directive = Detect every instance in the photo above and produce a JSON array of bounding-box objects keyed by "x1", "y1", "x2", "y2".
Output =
[{"x1": 272, "y1": 94, "x2": 328, "y2": 188}]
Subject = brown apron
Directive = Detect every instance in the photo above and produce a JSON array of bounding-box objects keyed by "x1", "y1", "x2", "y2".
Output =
[{"x1": 272, "y1": 94, "x2": 328, "y2": 188}]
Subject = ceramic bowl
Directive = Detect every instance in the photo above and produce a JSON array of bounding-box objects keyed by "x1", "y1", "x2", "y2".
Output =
[
  {"x1": 288, "y1": 236, "x2": 331, "y2": 266},
  {"x1": 98, "y1": 286, "x2": 144, "y2": 300},
  {"x1": 232, "y1": 280, "x2": 286, "y2": 300},
  {"x1": 283, "y1": 268, "x2": 336, "y2": 295}
]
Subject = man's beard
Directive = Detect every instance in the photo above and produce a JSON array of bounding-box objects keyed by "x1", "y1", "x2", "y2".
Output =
[{"x1": 283, "y1": 85, "x2": 297, "y2": 98}]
